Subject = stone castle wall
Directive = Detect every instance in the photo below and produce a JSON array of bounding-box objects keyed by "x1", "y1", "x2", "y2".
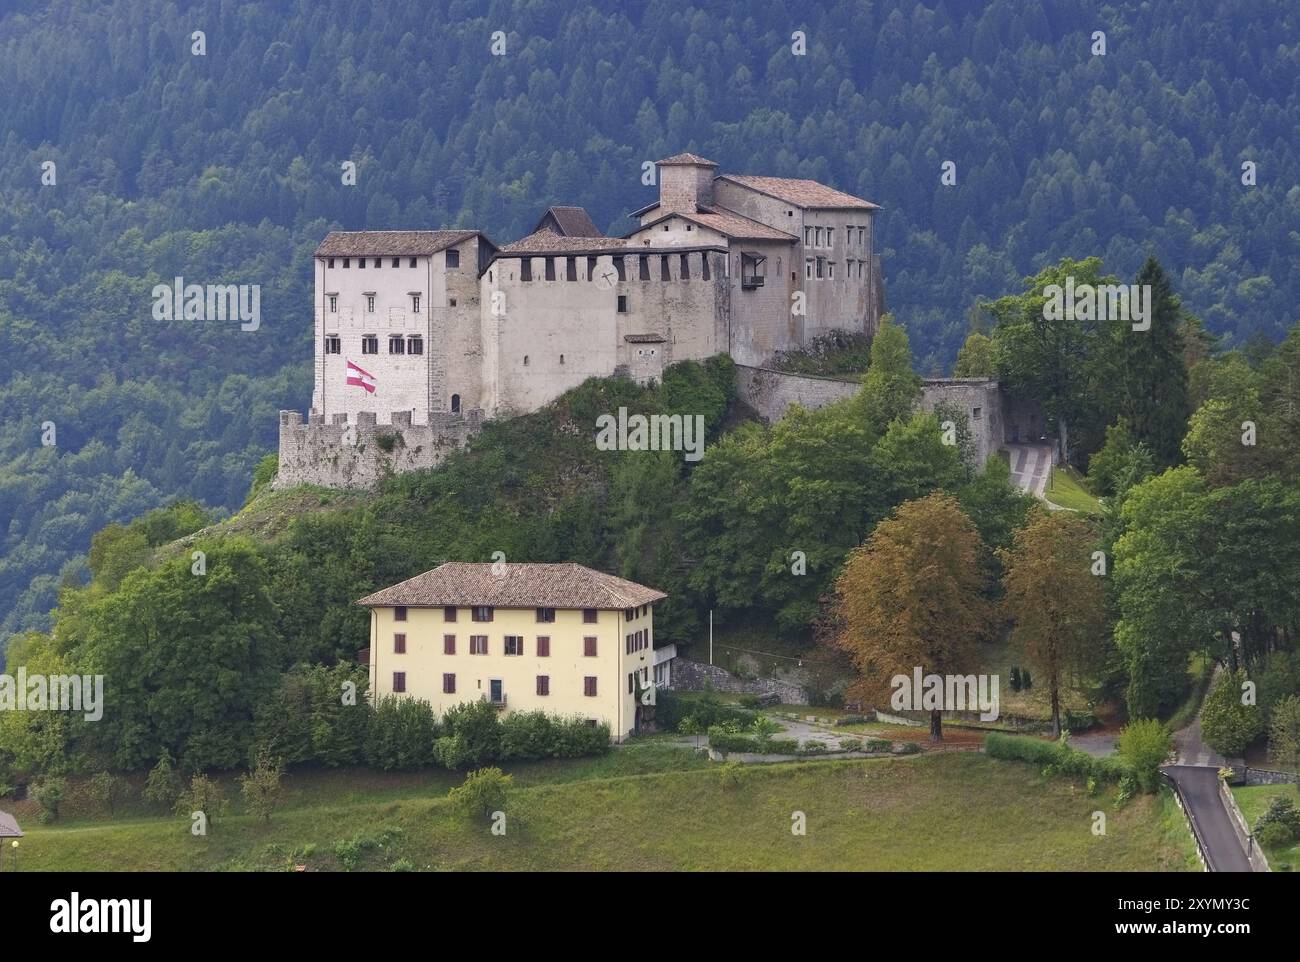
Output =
[
  {"x1": 734, "y1": 365, "x2": 1007, "y2": 469},
  {"x1": 274, "y1": 409, "x2": 483, "y2": 490}
]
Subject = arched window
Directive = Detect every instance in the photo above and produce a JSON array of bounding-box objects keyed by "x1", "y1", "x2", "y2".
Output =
[
  {"x1": 524, "y1": 355, "x2": 530, "y2": 366},
  {"x1": 451, "y1": 394, "x2": 461, "y2": 414}
]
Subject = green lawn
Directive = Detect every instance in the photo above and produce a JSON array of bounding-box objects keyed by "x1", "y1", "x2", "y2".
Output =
[
  {"x1": 1231, "y1": 783, "x2": 1300, "y2": 869},
  {"x1": 11, "y1": 752, "x2": 1197, "y2": 872},
  {"x1": 1046, "y1": 465, "x2": 1103, "y2": 514}
]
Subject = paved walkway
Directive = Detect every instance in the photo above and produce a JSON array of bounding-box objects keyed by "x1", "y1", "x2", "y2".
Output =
[{"x1": 1006, "y1": 443, "x2": 1052, "y2": 498}]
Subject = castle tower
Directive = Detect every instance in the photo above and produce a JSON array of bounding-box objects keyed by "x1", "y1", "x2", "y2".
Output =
[{"x1": 656, "y1": 153, "x2": 717, "y2": 212}]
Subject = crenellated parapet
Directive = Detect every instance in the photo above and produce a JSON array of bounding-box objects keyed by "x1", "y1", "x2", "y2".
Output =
[{"x1": 274, "y1": 408, "x2": 484, "y2": 490}]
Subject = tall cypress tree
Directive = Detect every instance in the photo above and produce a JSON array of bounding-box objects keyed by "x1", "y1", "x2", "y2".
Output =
[{"x1": 1115, "y1": 257, "x2": 1191, "y2": 468}]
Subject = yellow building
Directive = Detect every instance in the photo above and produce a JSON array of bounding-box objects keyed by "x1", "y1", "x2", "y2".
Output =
[{"x1": 357, "y1": 562, "x2": 667, "y2": 741}]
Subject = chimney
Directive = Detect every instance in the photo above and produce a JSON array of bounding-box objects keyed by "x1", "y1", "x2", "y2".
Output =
[{"x1": 656, "y1": 153, "x2": 718, "y2": 212}]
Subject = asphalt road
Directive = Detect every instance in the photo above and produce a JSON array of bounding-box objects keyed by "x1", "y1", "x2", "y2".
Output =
[{"x1": 1162, "y1": 765, "x2": 1253, "y2": 872}]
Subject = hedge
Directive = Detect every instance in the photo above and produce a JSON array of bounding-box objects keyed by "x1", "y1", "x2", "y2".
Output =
[{"x1": 984, "y1": 732, "x2": 1131, "y2": 783}]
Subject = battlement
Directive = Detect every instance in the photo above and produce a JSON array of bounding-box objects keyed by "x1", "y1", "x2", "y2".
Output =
[{"x1": 275, "y1": 408, "x2": 484, "y2": 490}]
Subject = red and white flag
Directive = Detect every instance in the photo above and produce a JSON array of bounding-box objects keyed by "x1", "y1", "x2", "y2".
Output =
[{"x1": 345, "y1": 359, "x2": 376, "y2": 394}]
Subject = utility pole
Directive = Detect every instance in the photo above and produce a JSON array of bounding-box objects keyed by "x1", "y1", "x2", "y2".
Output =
[{"x1": 709, "y1": 609, "x2": 713, "y2": 666}]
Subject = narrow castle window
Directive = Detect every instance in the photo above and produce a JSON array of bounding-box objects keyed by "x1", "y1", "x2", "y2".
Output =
[
  {"x1": 614, "y1": 256, "x2": 626, "y2": 281},
  {"x1": 446, "y1": 249, "x2": 460, "y2": 269},
  {"x1": 660, "y1": 256, "x2": 670, "y2": 281},
  {"x1": 389, "y1": 335, "x2": 405, "y2": 354},
  {"x1": 392, "y1": 257, "x2": 400, "y2": 268},
  {"x1": 524, "y1": 355, "x2": 529, "y2": 366},
  {"x1": 806, "y1": 259, "x2": 814, "y2": 278},
  {"x1": 560, "y1": 354, "x2": 565, "y2": 364},
  {"x1": 680, "y1": 253, "x2": 690, "y2": 279},
  {"x1": 358, "y1": 257, "x2": 365, "y2": 269},
  {"x1": 327, "y1": 257, "x2": 335, "y2": 268},
  {"x1": 587, "y1": 256, "x2": 597, "y2": 280},
  {"x1": 451, "y1": 394, "x2": 461, "y2": 413},
  {"x1": 411, "y1": 294, "x2": 421, "y2": 313},
  {"x1": 828, "y1": 262, "x2": 835, "y2": 279},
  {"x1": 362, "y1": 334, "x2": 378, "y2": 354},
  {"x1": 816, "y1": 257, "x2": 824, "y2": 279},
  {"x1": 407, "y1": 335, "x2": 423, "y2": 355},
  {"x1": 804, "y1": 227, "x2": 812, "y2": 246},
  {"x1": 409, "y1": 257, "x2": 417, "y2": 267},
  {"x1": 521, "y1": 260, "x2": 532, "y2": 281},
  {"x1": 701, "y1": 253, "x2": 710, "y2": 280},
  {"x1": 617, "y1": 295, "x2": 628, "y2": 313},
  {"x1": 325, "y1": 335, "x2": 341, "y2": 354},
  {"x1": 328, "y1": 295, "x2": 338, "y2": 313},
  {"x1": 449, "y1": 297, "x2": 457, "y2": 307},
  {"x1": 545, "y1": 258, "x2": 556, "y2": 281},
  {"x1": 366, "y1": 295, "x2": 375, "y2": 313},
  {"x1": 343, "y1": 258, "x2": 350, "y2": 268},
  {"x1": 827, "y1": 228, "x2": 835, "y2": 248},
  {"x1": 639, "y1": 256, "x2": 650, "y2": 281},
  {"x1": 566, "y1": 257, "x2": 577, "y2": 281}
]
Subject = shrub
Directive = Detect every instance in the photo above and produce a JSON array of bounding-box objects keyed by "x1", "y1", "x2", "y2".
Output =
[
  {"x1": 391, "y1": 857, "x2": 416, "y2": 872},
  {"x1": 1255, "y1": 796, "x2": 1300, "y2": 840},
  {"x1": 766, "y1": 738, "x2": 801, "y2": 755},
  {"x1": 894, "y1": 741, "x2": 922, "y2": 754},
  {"x1": 985, "y1": 732, "x2": 1134, "y2": 785},
  {"x1": 1256, "y1": 820, "x2": 1295, "y2": 850},
  {"x1": 865, "y1": 738, "x2": 892, "y2": 753},
  {"x1": 657, "y1": 691, "x2": 754, "y2": 732},
  {"x1": 442, "y1": 700, "x2": 504, "y2": 766},
  {"x1": 799, "y1": 741, "x2": 828, "y2": 755},
  {"x1": 839, "y1": 738, "x2": 862, "y2": 752},
  {"x1": 143, "y1": 752, "x2": 183, "y2": 808},
  {"x1": 1116, "y1": 719, "x2": 1173, "y2": 793},
  {"x1": 366, "y1": 696, "x2": 441, "y2": 769},
  {"x1": 737, "y1": 694, "x2": 763, "y2": 710},
  {"x1": 718, "y1": 761, "x2": 746, "y2": 791},
  {"x1": 1201, "y1": 669, "x2": 1266, "y2": 757},
  {"x1": 707, "y1": 727, "x2": 760, "y2": 754},
  {"x1": 33, "y1": 778, "x2": 66, "y2": 824},
  {"x1": 448, "y1": 767, "x2": 513, "y2": 819},
  {"x1": 239, "y1": 747, "x2": 286, "y2": 824},
  {"x1": 87, "y1": 771, "x2": 125, "y2": 816}
]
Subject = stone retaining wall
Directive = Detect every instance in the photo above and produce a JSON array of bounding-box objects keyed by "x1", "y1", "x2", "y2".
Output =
[{"x1": 669, "y1": 657, "x2": 808, "y2": 705}]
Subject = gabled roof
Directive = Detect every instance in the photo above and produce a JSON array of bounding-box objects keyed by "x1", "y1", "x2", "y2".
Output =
[
  {"x1": 717, "y1": 175, "x2": 880, "y2": 211},
  {"x1": 316, "y1": 230, "x2": 480, "y2": 257},
  {"x1": 497, "y1": 229, "x2": 630, "y2": 255},
  {"x1": 656, "y1": 152, "x2": 718, "y2": 167},
  {"x1": 0, "y1": 810, "x2": 22, "y2": 838},
  {"x1": 632, "y1": 207, "x2": 797, "y2": 242},
  {"x1": 534, "y1": 206, "x2": 604, "y2": 237},
  {"x1": 357, "y1": 562, "x2": 667, "y2": 609}
]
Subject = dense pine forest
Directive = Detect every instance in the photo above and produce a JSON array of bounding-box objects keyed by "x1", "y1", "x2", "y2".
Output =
[{"x1": 1, "y1": 0, "x2": 1298, "y2": 642}]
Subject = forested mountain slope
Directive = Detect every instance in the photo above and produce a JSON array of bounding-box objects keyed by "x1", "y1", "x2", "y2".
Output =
[{"x1": 1, "y1": 0, "x2": 1296, "y2": 639}]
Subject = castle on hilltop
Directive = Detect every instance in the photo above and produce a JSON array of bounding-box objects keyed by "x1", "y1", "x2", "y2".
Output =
[{"x1": 277, "y1": 153, "x2": 889, "y2": 488}]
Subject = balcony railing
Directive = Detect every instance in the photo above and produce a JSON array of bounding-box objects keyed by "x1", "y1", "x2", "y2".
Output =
[{"x1": 482, "y1": 693, "x2": 508, "y2": 710}]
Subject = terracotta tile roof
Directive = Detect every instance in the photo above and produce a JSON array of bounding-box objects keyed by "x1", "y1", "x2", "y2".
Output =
[
  {"x1": 536, "y1": 206, "x2": 604, "y2": 237},
  {"x1": 718, "y1": 175, "x2": 880, "y2": 210},
  {"x1": 497, "y1": 229, "x2": 631, "y2": 255},
  {"x1": 633, "y1": 208, "x2": 796, "y2": 242},
  {"x1": 656, "y1": 152, "x2": 718, "y2": 167},
  {"x1": 357, "y1": 562, "x2": 667, "y2": 609},
  {"x1": 316, "y1": 230, "x2": 479, "y2": 257}
]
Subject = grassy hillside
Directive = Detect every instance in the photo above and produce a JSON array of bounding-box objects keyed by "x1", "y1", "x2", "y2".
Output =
[{"x1": 12, "y1": 752, "x2": 1198, "y2": 872}]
